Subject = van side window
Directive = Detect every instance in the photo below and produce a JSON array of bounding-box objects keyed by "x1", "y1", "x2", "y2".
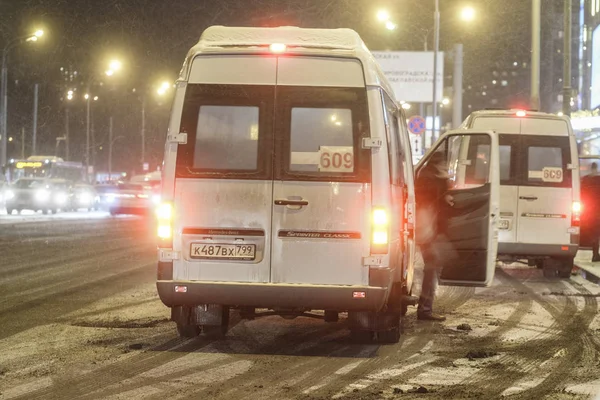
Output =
[
  {"x1": 435, "y1": 134, "x2": 492, "y2": 189},
  {"x1": 382, "y1": 93, "x2": 403, "y2": 185},
  {"x1": 522, "y1": 136, "x2": 572, "y2": 188},
  {"x1": 528, "y1": 147, "x2": 563, "y2": 183},
  {"x1": 289, "y1": 108, "x2": 354, "y2": 173},
  {"x1": 194, "y1": 106, "x2": 259, "y2": 170}
]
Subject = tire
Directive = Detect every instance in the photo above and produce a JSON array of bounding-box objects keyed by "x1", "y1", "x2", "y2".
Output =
[
  {"x1": 543, "y1": 257, "x2": 573, "y2": 279},
  {"x1": 176, "y1": 323, "x2": 201, "y2": 338},
  {"x1": 7, "y1": 208, "x2": 14, "y2": 215},
  {"x1": 324, "y1": 310, "x2": 339, "y2": 323},
  {"x1": 378, "y1": 326, "x2": 401, "y2": 344},
  {"x1": 535, "y1": 259, "x2": 544, "y2": 269},
  {"x1": 43, "y1": 209, "x2": 50, "y2": 215},
  {"x1": 557, "y1": 257, "x2": 574, "y2": 279},
  {"x1": 350, "y1": 329, "x2": 374, "y2": 343}
]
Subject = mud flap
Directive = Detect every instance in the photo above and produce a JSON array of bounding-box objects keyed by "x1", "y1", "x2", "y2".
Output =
[
  {"x1": 347, "y1": 310, "x2": 401, "y2": 332},
  {"x1": 195, "y1": 304, "x2": 228, "y2": 326}
]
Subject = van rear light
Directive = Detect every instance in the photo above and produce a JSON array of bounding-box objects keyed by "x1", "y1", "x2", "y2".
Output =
[
  {"x1": 572, "y1": 201, "x2": 582, "y2": 225},
  {"x1": 270, "y1": 43, "x2": 286, "y2": 53},
  {"x1": 516, "y1": 110, "x2": 527, "y2": 117},
  {"x1": 371, "y1": 207, "x2": 389, "y2": 254},
  {"x1": 156, "y1": 202, "x2": 173, "y2": 245}
]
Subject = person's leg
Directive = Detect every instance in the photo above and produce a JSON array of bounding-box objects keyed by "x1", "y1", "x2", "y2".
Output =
[
  {"x1": 417, "y1": 247, "x2": 444, "y2": 321},
  {"x1": 417, "y1": 266, "x2": 438, "y2": 315},
  {"x1": 593, "y1": 233, "x2": 600, "y2": 261}
]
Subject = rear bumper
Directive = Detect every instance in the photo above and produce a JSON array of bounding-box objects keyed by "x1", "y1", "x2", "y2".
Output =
[
  {"x1": 156, "y1": 280, "x2": 388, "y2": 312},
  {"x1": 498, "y1": 242, "x2": 578, "y2": 258}
]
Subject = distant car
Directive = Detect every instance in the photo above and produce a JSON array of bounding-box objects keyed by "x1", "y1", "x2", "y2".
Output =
[
  {"x1": 0, "y1": 175, "x2": 7, "y2": 209},
  {"x1": 108, "y1": 182, "x2": 153, "y2": 216},
  {"x1": 94, "y1": 184, "x2": 118, "y2": 211},
  {"x1": 4, "y1": 178, "x2": 66, "y2": 214},
  {"x1": 70, "y1": 183, "x2": 98, "y2": 211}
]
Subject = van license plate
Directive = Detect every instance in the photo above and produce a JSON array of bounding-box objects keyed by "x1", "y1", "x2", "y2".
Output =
[
  {"x1": 190, "y1": 244, "x2": 256, "y2": 260},
  {"x1": 499, "y1": 219, "x2": 510, "y2": 230}
]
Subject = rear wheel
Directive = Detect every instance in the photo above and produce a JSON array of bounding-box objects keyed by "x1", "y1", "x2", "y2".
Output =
[
  {"x1": 176, "y1": 323, "x2": 201, "y2": 338},
  {"x1": 7, "y1": 208, "x2": 14, "y2": 215},
  {"x1": 542, "y1": 257, "x2": 573, "y2": 279},
  {"x1": 350, "y1": 329, "x2": 375, "y2": 343},
  {"x1": 378, "y1": 325, "x2": 401, "y2": 344},
  {"x1": 557, "y1": 257, "x2": 574, "y2": 278}
]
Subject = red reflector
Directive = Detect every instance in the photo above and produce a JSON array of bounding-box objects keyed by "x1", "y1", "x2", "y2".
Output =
[
  {"x1": 353, "y1": 291, "x2": 366, "y2": 298},
  {"x1": 174, "y1": 285, "x2": 188, "y2": 293},
  {"x1": 561, "y1": 246, "x2": 569, "y2": 251}
]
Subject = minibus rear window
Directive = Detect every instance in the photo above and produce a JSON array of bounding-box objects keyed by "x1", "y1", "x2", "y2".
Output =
[
  {"x1": 523, "y1": 136, "x2": 572, "y2": 188},
  {"x1": 289, "y1": 108, "x2": 354, "y2": 173},
  {"x1": 193, "y1": 105, "x2": 259, "y2": 171},
  {"x1": 176, "y1": 84, "x2": 274, "y2": 180}
]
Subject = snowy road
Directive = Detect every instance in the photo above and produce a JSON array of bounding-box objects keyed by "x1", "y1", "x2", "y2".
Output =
[{"x1": 1, "y1": 218, "x2": 600, "y2": 399}]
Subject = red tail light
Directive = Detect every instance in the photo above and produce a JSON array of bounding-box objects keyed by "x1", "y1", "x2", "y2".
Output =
[
  {"x1": 371, "y1": 207, "x2": 389, "y2": 254},
  {"x1": 572, "y1": 201, "x2": 582, "y2": 225},
  {"x1": 516, "y1": 110, "x2": 527, "y2": 117},
  {"x1": 156, "y1": 202, "x2": 173, "y2": 248}
]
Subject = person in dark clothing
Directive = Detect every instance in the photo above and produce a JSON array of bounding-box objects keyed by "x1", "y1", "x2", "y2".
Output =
[
  {"x1": 415, "y1": 151, "x2": 453, "y2": 321},
  {"x1": 581, "y1": 162, "x2": 600, "y2": 261}
]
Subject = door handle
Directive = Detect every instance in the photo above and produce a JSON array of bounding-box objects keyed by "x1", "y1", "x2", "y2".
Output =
[
  {"x1": 519, "y1": 196, "x2": 538, "y2": 201},
  {"x1": 274, "y1": 199, "x2": 309, "y2": 207}
]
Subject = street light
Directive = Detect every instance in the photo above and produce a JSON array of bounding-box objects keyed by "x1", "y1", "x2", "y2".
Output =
[
  {"x1": 140, "y1": 80, "x2": 172, "y2": 170},
  {"x1": 85, "y1": 59, "x2": 122, "y2": 180},
  {"x1": 1, "y1": 28, "x2": 45, "y2": 169},
  {"x1": 377, "y1": 10, "x2": 390, "y2": 22},
  {"x1": 460, "y1": 6, "x2": 476, "y2": 22}
]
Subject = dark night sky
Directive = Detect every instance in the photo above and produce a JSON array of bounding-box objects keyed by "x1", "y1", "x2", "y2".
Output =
[{"x1": 0, "y1": 0, "x2": 533, "y2": 172}]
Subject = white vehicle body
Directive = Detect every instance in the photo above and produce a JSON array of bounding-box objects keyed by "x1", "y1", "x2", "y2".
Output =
[
  {"x1": 156, "y1": 26, "x2": 500, "y2": 341},
  {"x1": 461, "y1": 110, "x2": 580, "y2": 277}
]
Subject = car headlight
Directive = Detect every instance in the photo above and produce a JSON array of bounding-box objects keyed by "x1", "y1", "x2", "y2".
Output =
[
  {"x1": 152, "y1": 194, "x2": 161, "y2": 205},
  {"x1": 56, "y1": 192, "x2": 68, "y2": 204},
  {"x1": 79, "y1": 192, "x2": 91, "y2": 203},
  {"x1": 36, "y1": 189, "x2": 50, "y2": 201},
  {"x1": 4, "y1": 190, "x2": 14, "y2": 200}
]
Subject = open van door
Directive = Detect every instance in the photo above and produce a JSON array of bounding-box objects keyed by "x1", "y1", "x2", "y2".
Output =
[{"x1": 416, "y1": 130, "x2": 500, "y2": 287}]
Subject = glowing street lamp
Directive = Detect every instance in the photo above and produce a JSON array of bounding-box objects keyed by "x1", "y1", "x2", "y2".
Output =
[
  {"x1": 1, "y1": 28, "x2": 46, "y2": 167},
  {"x1": 385, "y1": 21, "x2": 397, "y2": 31},
  {"x1": 377, "y1": 10, "x2": 390, "y2": 22},
  {"x1": 109, "y1": 59, "x2": 122, "y2": 71},
  {"x1": 460, "y1": 6, "x2": 476, "y2": 22}
]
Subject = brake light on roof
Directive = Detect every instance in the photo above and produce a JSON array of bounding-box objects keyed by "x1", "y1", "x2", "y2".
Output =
[
  {"x1": 270, "y1": 43, "x2": 286, "y2": 53},
  {"x1": 515, "y1": 110, "x2": 527, "y2": 117},
  {"x1": 371, "y1": 207, "x2": 389, "y2": 254}
]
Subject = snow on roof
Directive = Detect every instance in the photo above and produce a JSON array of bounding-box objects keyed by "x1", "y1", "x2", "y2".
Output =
[
  {"x1": 180, "y1": 26, "x2": 397, "y2": 102},
  {"x1": 196, "y1": 26, "x2": 365, "y2": 51}
]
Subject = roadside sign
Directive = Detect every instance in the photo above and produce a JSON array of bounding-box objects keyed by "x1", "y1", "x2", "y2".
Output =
[{"x1": 408, "y1": 115, "x2": 426, "y2": 135}]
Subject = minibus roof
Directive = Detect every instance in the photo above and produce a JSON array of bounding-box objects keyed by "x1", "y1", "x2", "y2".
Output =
[{"x1": 179, "y1": 26, "x2": 396, "y2": 98}]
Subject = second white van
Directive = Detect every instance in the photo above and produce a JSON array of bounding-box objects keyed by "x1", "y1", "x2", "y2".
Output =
[{"x1": 461, "y1": 109, "x2": 580, "y2": 278}]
